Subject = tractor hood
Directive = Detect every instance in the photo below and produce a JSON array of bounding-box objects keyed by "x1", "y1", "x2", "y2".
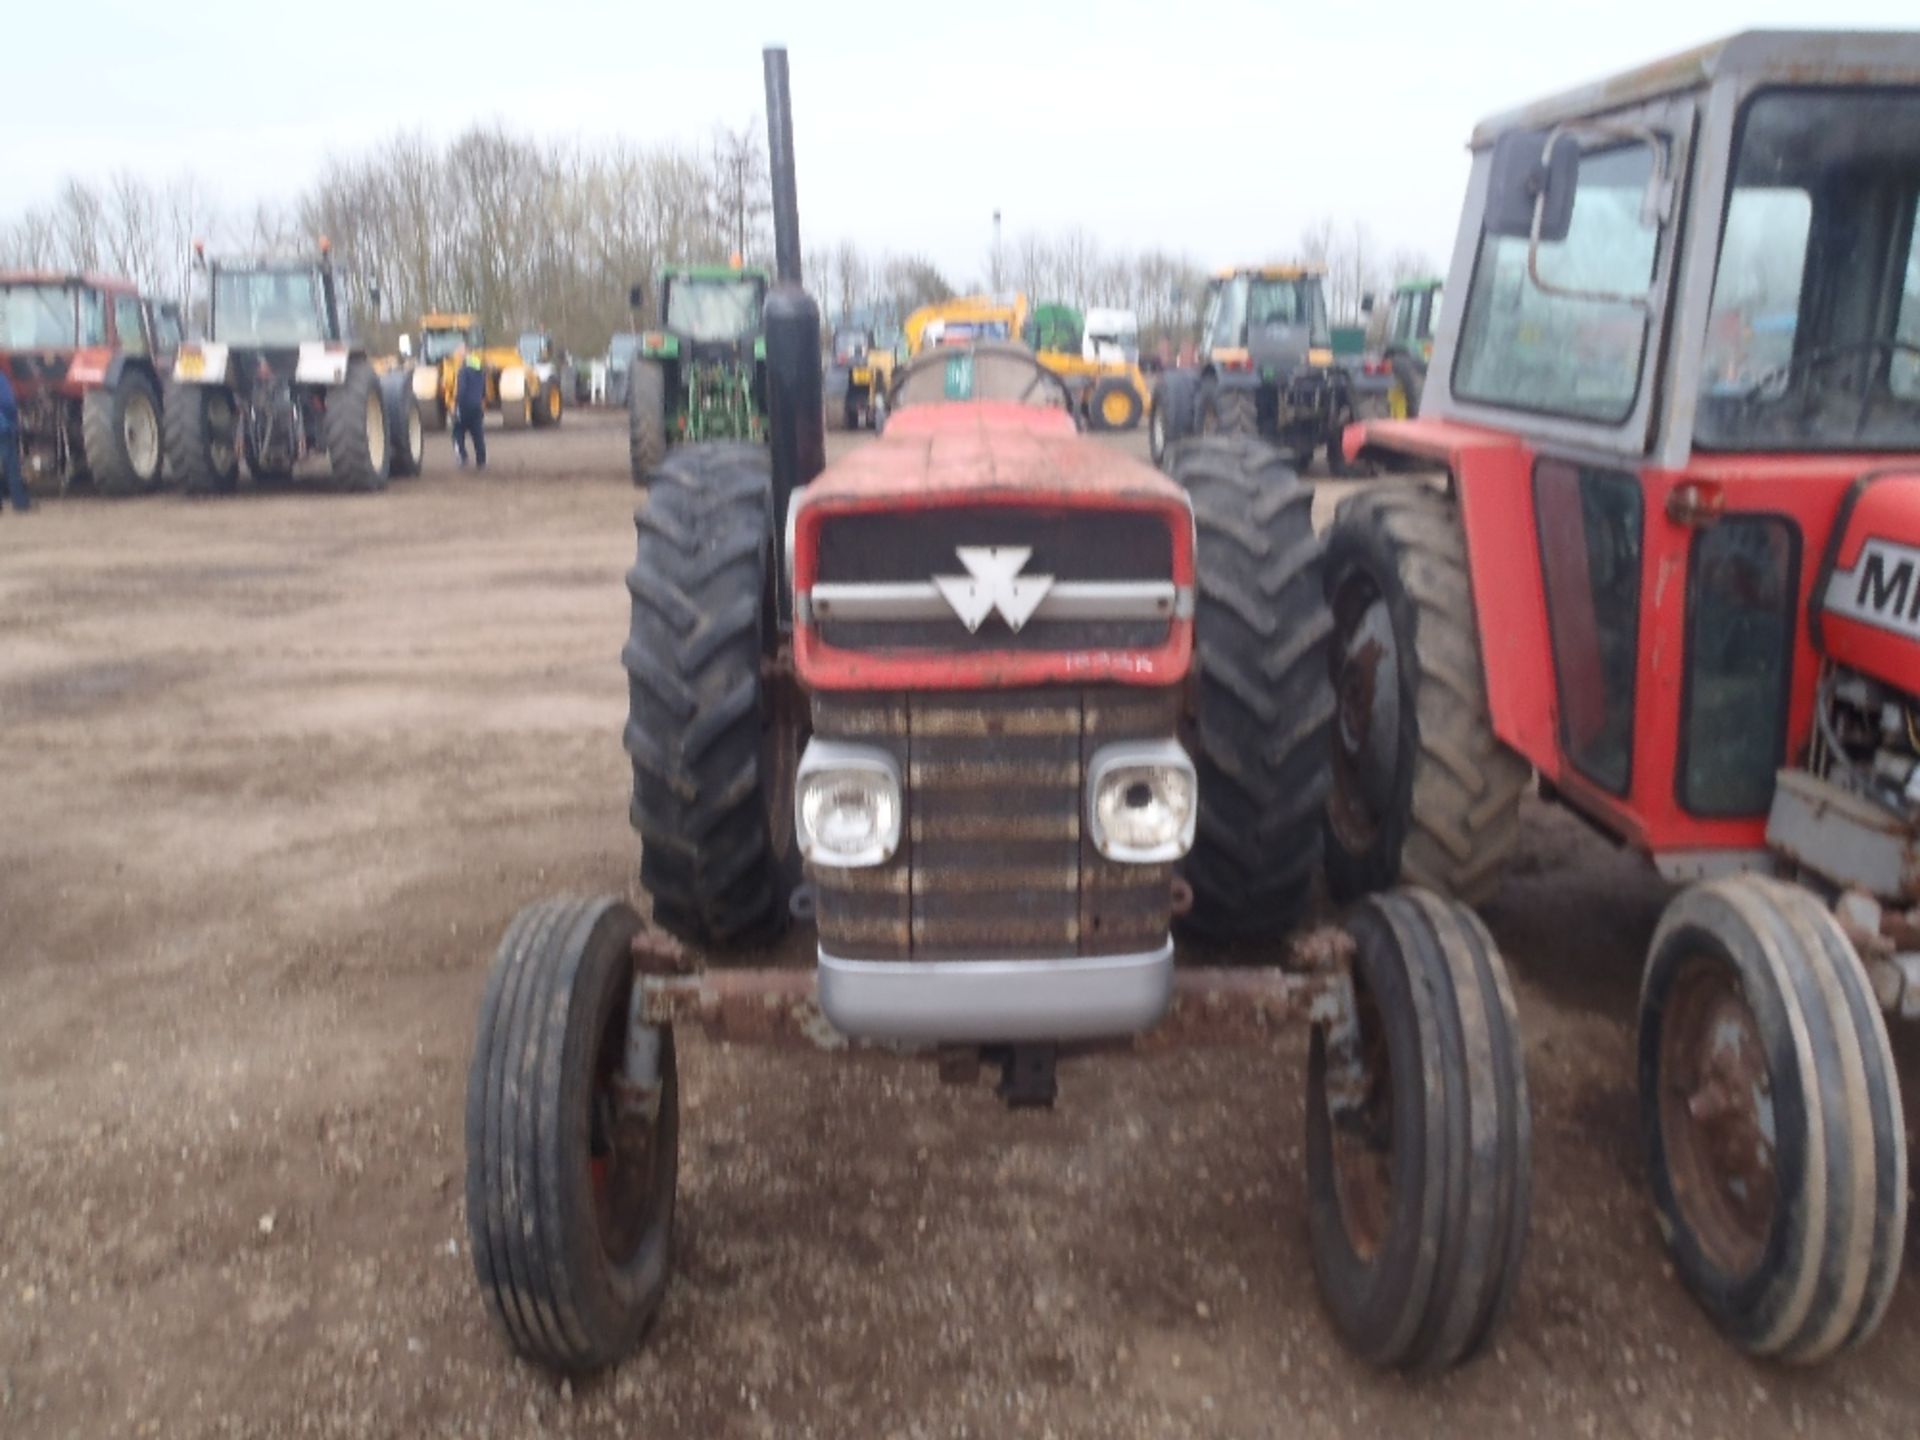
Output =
[
  {"x1": 789, "y1": 402, "x2": 1195, "y2": 692},
  {"x1": 1813, "y1": 468, "x2": 1920, "y2": 693}
]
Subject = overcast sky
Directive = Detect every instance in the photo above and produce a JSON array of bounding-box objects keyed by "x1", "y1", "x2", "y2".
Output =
[{"x1": 8, "y1": 2, "x2": 1917, "y2": 285}]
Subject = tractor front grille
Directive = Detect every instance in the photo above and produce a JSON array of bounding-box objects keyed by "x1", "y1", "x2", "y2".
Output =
[
  {"x1": 811, "y1": 687, "x2": 1176, "y2": 961},
  {"x1": 808, "y1": 508, "x2": 1180, "y2": 653}
]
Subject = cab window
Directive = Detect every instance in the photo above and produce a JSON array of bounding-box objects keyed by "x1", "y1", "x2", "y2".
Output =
[
  {"x1": 1454, "y1": 141, "x2": 1661, "y2": 424},
  {"x1": 114, "y1": 295, "x2": 148, "y2": 356},
  {"x1": 78, "y1": 288, "x2": 107, "y2": 347}
]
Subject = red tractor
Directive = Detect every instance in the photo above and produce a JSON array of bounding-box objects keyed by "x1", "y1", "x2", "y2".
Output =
[
  {"x1": 462, "y1": 48, "x2": 1532, "y2": 1378},
  {"x1": 1338, "y1": 30, "x2": 1920, "y2": 1362},
  {"x1": 0, "y1": 271, "x2": 180, "y2": 494}
]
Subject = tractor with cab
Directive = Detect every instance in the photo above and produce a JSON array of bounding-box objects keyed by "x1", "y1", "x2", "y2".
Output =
[
  {"x1": 1354, "y1": 276, "x2": 1444, "y2": 420},
  {"x1": 465, "y1": 46, "x2": 1533, "y2": 1381},
  {"x1": 1338, "y1": 29, "x2": 1920, "y2": 1363},
  {"x1": 165, "y1": 242, "x2": 420, "y2": 493},
  {"x1": 1150, "y1": 265, "x2": 1363, "y2": 476},
  {"x1": 625, "y1": 262, "x2": 769, "y2": 485},
  {"x1": 0, "y1": 271, "x2": 179, "y2": 495}
]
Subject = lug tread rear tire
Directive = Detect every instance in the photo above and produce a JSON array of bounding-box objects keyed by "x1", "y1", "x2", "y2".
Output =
[
  {"x1": 323, "y1": 359, "x2": 389, "y2": 492},
  {"x1": 1200, "y1": 382, "x2": 1260, "y2": 439},
  {"x1": 1149, "y1": 371, "x2": 1197, "y2": 469},
  {"x1": 1307, "y1": 887, "x2": 1531, "y2": 1372},
  {"x1": 1172, "y1": 437, "x2": 1333, "y2": 944},
  {"x1": 1639, "y1": 876, "x2": 1905, "y2": 1363},
  {"x1": 1325, "y1": 485, "x2": 1527, "y2": 904},
  {"x1": 629, "y1": 360, "x2": 668, "y2": 485},
  {"x1": 161, "y1": 382, "x2": 238, "y2": 495},
  {"x1": 466, "y1": 895, "x2": 679, "y2": 1373},
  {"x1": 382, "y1": 373, "x2": 424, "y2": 478},
  {"x1": 623, "y1": 445, "x2": 788, "y2": 948},
  {"x1": 81, "y1": 371, "x2": 161, "y2": 495}
]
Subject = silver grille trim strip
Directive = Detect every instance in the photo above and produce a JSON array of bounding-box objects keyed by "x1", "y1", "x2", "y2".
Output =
[{"x1": 803, "y1": 580, "x2": 1190, "y2": 625}]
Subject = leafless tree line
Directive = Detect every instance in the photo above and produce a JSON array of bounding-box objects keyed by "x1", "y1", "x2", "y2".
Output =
[{"x1": 2, "y1": 122, "x2": 1434, "y2": 358}]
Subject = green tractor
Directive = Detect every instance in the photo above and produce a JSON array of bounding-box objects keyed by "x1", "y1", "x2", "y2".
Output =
[
  {"x1": 626, "y1": 264, "x2": 768, "y2": 485},
  {"x1": 1355, "y1": 276, "x2": 1444, "y2": 420}
]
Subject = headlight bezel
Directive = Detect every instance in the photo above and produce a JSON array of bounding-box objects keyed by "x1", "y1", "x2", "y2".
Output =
[
  {"x1": 794, "y1": 740, "x2": 903, "y2": 869},
  {"x1": 1087, "y1": 739, "x2": 1198, "y2": 864}
]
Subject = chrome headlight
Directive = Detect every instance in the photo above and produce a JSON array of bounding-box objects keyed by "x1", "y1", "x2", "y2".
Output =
[
  {"x1": 795, "y1": 741, "x2": 902, "y2": 868},
  {"x1": 1088, "y1": 740, "x2": 1197, "y2": 863}
]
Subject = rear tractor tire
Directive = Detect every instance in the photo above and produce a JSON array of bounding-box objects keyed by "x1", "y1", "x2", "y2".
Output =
[
  {"x1": 1172, "y1": 437, "x2": 1333, "y2": 945},
  {"x1": 1322, "y1": 485, "x2": 1527, "y2": 905},
  {"x1": 465, "y1": 896, "x2": 679, "y2": 1373},
  {"x1": 162, "y1": 381, "x2": 240, "y2": 496},
  {"x1": 623, "y1": 444, "x2": 798, "y2": 948},
  {"x1": 1308, "y1": 888, "x2": 1532, "y2": 1372},
  {"x1": 324, "y1": 360, "x2": 390, "y2": 493},
  {"x1": 1197, "y1": 379, "x2": 1260, "y2": 440},
  {"x1": 628, "y1": 359, "x2": 667, "y2": 487},
  {"x1": 1639, "y1": 876, "x2": 1905, "y2": 1363},
  {"x1": 80, "y1": 369, "x2": 163, "y2": 495}
]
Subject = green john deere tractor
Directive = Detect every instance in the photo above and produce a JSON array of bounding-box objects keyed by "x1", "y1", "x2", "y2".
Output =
[{"x1": 626, "y1": 264, "x2": 769, "y2": 485}]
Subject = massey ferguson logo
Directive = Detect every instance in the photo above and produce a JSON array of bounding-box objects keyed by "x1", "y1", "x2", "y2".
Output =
[
  {"x1": 1825, "y1": 537, "x2": 1920, "y2": 642},
  {"x1": 934, "y1": 546, "x2": 1055, "y2": 633}
]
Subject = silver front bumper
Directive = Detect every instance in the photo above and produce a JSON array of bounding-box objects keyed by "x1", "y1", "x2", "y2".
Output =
[{"x1": 816, "y1": 940, "x2": 1175, "y2": 1044}]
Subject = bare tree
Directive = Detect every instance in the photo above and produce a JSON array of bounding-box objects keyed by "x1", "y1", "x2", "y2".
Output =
[{"x1": 709, "y1": 121, "x2": 769, "y2": 263}]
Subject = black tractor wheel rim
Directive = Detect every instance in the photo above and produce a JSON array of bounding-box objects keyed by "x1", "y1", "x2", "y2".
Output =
[
  {"x1": 1659, "y1": 952, "x2": 1776, "y2": 1279},
  {"x1": 588, "y1": 982, "x2": 660, "y2": 1266},
  {"x1": 1329, "y1": 585, "x2": 1400, "y2": 855},
  {"x1": 1325, "y1": 979, "x2": 1394, "y2": 1260}
]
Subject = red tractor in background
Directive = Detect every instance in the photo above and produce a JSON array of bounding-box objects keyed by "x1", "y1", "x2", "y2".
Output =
[
  {"x1": 0, "y1": 271, "x2": 180, "y2": 494},
  {"x1": 461, "y1": 48, "x2": 1533, "y2": 1380},
  {"x1": 1337, "y1": 30, "x2": 1920, "y2": 1362}
]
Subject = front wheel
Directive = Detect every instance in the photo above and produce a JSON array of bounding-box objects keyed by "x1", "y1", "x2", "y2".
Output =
[
  {"x1": 466, "y1": 896, "x2": 679, "y2": 1373},
  {"x1": 1308, "y1": 888, "x2": 1532, "y2": 1372},
  {"x1": 1148, "y1": 371, "x2": 1197, "y2": 468},
  {"x1": 1640, "y1": 876, "x2": 1905, "y2": 1363},
  {"x1": 81, "y1": 370, "x2": 163, "y2": 494},
  {"x1": 1197, "y1": 379, "x2": 1260, "y2": 439},
  {"x1": 1086, "y1": 376, "x2": 1142, "y2": 432},
  {"x1": 162, "y1": 382, "x2": 240, "y2": 496},
  {"x1": 628, "y1": 359, "x2": 668, "y2": 486}
]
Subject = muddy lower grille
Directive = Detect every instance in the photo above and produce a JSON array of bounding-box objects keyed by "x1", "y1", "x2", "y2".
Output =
[{"x1": 811, "y1": 688, "x2": 1176, "y2": 961}]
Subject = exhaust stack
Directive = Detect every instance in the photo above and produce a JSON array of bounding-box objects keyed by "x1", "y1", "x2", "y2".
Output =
[{"x1": 760, "y1": 45, "x2": 826, "y2": 613}]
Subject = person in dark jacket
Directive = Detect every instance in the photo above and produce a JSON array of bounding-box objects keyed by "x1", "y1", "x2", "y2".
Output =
[
  {"x1": 451, "y1": 346, "x2": 488, "y2": 471},
  {"x1": 0, "y1": 368, "x2": 34, "y2": 513}
]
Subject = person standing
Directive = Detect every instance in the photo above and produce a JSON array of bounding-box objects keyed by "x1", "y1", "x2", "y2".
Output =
[
  {"x1": 451, "y1": 345, "x2": 488, "y2": 471},
  {"x1": 0, "y1": 367, "x2": 33, "y2": 514}
]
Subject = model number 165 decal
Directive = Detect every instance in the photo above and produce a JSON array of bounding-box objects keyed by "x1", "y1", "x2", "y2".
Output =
[{"x1": 1826, "y1": 537, "x2": 1920, "y2": 641}]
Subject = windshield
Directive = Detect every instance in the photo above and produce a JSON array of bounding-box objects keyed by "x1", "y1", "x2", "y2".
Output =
[
  {"x1": 421, "y1": 327, "x2": 472, "y2": 363},
  {"x1": 214, "y1": 268, "x2": 324, "y2": 346},
  {"x1": 517, "y1": 333, "x2": 546, "y2": 364},
  {"x1": 665, "y1": 277, "x2": 762, "y2": 342},
  {"x1": 1696, "y1": 88, "x2": 1920, "y2": 452},
  {"x1": 1210, "y1": 276, "x2": 1331, "y2": 349},
  {"x1": 1, "y1": 283, "x2": 76, "y2": 348}
]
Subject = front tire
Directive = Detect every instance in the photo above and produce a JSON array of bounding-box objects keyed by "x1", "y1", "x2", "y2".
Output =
[
  {"x1": 532, "y1": 378, "x2": 563, "y2": 428},
  {"x1": 466, "y1": 896, "x2": 679, "y2": 1373},
  {"x1": 323, "y1": 360, "x2": 390, "y2": 492},
  {"x1": 1087, "y1": 376, "x2": 1142, "y2": 433},
  {"x1": 81, "y1": 370, "x2": 163, "y2": 494},
  {"x1": 1322, "y1": 486, "x2": 1527, "y2": 904},
  {"x1": 1173, "y1": 438, "x2": 1333, "y2": 943},
  {"x1": 1308, "y1": 888, "x2": 1532, "y2": 1371},
  {"x1": 628, "y1": 359, "x2": 667, "y2": 486},
  {"x1": 1149, "y1": 372, "x2": 1197, "y2": 468},
  {"x1": 623, "y1": 445, "x2": 795, "y2": 947},
  {"x1": 1640, "y1": 876, "x2": 1905, "y2": 1363},
  {"x1": 1197, "y1": 378, "x2": 1260, "y2": 438}
]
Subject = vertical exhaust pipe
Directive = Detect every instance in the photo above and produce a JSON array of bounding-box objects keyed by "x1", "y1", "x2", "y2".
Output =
[{"x1": 761, "y1": 45, "x2": 825, "y2": 620}]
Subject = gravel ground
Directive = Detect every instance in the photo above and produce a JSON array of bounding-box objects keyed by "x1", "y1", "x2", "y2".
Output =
[{"x1": 1, "y1": 410, "x2": 1916, "y2": 1438}]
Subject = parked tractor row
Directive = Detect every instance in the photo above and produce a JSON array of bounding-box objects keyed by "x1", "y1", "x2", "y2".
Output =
[{"x1": 462, "y1": 30, "x2": 1920, "y2": 1395}]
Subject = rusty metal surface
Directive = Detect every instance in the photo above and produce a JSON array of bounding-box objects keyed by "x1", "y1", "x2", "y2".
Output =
[{"x1": 810, "y1": 687, "x2": 1180, "y2": 963}]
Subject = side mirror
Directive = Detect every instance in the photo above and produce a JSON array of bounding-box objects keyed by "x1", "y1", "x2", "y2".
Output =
[
  {"x1": 1486, "y1": 129, "x2": 1579, "y2": 242},
  {"x1": 628, "y1": 283, "x2": 646, "y2": 311},
  {"x1": 397, "y1": 333, "x2": 413, "y2": 360},
  {"x1": 1360, "y1": 292, "x2": 1376, "y2": 314},
  {"x1": 369, "y1": 283, "x2": 382, "y2": 312}
]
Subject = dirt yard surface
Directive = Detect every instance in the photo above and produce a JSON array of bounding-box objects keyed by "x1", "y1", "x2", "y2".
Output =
[{"x1": 2, "y1": 410, "x2": 1917, "y2": 1439}]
